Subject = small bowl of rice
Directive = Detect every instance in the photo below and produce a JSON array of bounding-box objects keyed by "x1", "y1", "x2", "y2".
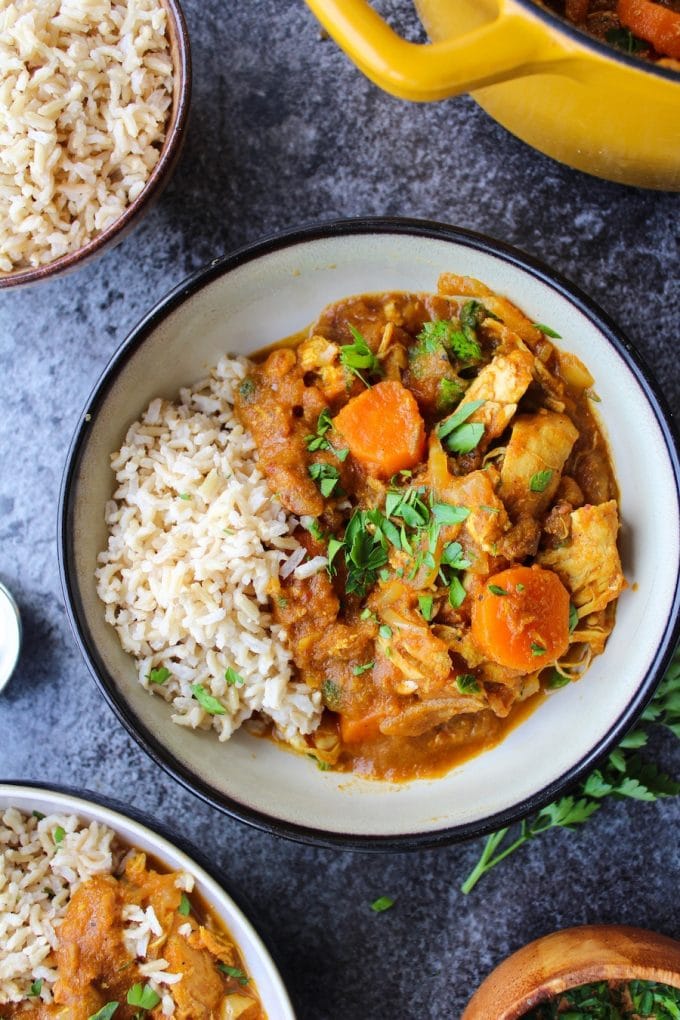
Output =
[{"x1": 0, "y1": 0, "x2": 191, "y2": 288}]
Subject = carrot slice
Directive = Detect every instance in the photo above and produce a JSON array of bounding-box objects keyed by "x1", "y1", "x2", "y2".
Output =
[
  {"x1": 333, "y1": 380, "x2": 426, "y2": 478},
  {"x1": 340, "y1": 711, "x2": 387, "y2": 744},
  {"x1": 471, "y1": 565, "x2": 570, "y2": 673},
  {"x1": 617, "y1": 0, "x2": 680, "y2": 58}
]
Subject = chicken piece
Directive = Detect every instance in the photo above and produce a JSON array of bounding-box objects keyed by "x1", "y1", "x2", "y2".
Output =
[
  {"x1": 537, "y1": 500, "x2": 625, "y2": 616},
  {"x1": 435, "y1": 462, "x2": 511, "y2": 560},
  {"x1": 297, "y1": 334, "x2": 347, "y2": 401},
  {"x1": 189, "y1": 925, "x2": 237, "y2": 967},
  {"x1": 165, "y1": 930, "x2": 225, "y2": 1019},
  {"x1": 374, "y1": 579, "x2": 452, "y2": 694},
  {"x1": 499, "y1": 410, "x2": 579, "y2": 520},
  {"x1": 456, "y1": 348, "x2": 535, "y2": 449}
]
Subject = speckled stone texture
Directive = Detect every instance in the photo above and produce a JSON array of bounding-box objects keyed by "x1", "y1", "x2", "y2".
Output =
[{"x1": 1, "y1": 2, "x2": 679, "y2": 1018}]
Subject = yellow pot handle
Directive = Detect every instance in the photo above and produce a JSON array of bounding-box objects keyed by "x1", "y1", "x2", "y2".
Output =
[{"x1": 305, "y1": 0, "x2": 565, "y2": 101}]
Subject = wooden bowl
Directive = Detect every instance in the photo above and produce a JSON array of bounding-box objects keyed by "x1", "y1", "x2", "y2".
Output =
[
  {"x1": 0, "y1": 0, "x2": 191, "y2": 290},
  {"x1": 463, "y1": 925, "x2": 680, "y2": 1019}
]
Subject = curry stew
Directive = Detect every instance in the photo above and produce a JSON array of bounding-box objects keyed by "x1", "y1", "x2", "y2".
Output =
[
  {"x1": 539, "y1": 1, "x2": 680, "y2": 65},
  {"x1": 236, "y1": 274, "x2": 625, "y2": 781},
  {"x1": 6, "y1": 850, "x2": 264, "y2": 1020}
]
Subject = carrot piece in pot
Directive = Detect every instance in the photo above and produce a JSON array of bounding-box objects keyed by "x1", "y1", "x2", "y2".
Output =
[
  {"x1": 617, "y1": 0, "x2": 680, "y2": 58},
  {"x1": 471, "y1": 565, "x2": 570, "y2": 673},
  {"x1": 333, "y1": 380, "x2": 426, "y2": 478}
]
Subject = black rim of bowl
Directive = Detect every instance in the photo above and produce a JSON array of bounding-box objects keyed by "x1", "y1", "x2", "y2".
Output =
[
  {"x1": 58, "y1": 216, "x2": 680, "y2": 852},
  {"x1": 0, "y1": 780, "x2": 298, "y2": 1015}
]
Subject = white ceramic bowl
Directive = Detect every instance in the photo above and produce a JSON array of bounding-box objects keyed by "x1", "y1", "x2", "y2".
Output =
[
  {"x1": 0, "y1": 782, "x2": 296, "y2": 1017},
  {"x1": 59, "y1": 219, "x2": 680, "y2": 850}
]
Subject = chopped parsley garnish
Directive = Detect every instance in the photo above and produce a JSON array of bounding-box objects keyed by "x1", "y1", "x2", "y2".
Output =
[
  {"x1": 448, "y1": 575, "x2": 466, "y2": 608},
  {"x1": 305, "y1": 519, "x2": 325, "y2": 541},
  {"x1": 379, "y1": 625, "x2": 392, "y2": 640},
  {"x1": 457, "y1": 674, "x2": 480, "y2": 695},
  {"x1": 605, "y1": 26, "x2": 647, "y2": 53},
  {"x1": 178, "y1": 893, "x2": 191, "y2": 916},
  {"x1": 53, "y1": 826, "x2": 65, "y2": 845},
  {"x1": 430, "y1": 503, "x2": 470, "y2": 525},
  {"x1": 418, "y1": 594, "x2": 434, "y2": 621},
  {"x1": 305, "y1": 409, "x2": 333, "y2": 452},
  {"x1": 516, "y1": 583, "x2": 525, "y2": 592},
  {"x1": 147, "y1": 666, "x2": 170, "y2": 685},
  {"x1": 32, "y1": 810, "x2": 45, "y2": 820},
  {"x1": 28, "y1": 980, "x2": 43, "y2": 997},
  {"x1": 225, "y1": 667, "x2": 245, "y2": 687},
  {"x1": 441, "y1": 541, "x2": 471, "y2": 570},
  {"x1": 370, "y1": 896, "x2": 395, "y2": 913},
  {"x1": 179, "y1": 492, "x2": 192, "y2": 500},
  {"x1": 416, "y1": 318, "x2": 482, "y2": 363},
  {"x1": 339, "y1": 325, "x2": 382, "y2": 386},
  {"x1": 191, "y1": 683, "x2": 226, "y2": 715},
  {"x1": 360, "y1": 607, "x2": 377, "y2": 622},
  {"x1": 531, "y1": 642, "x2": 546, "y2": 656},
  {"x1": 531, "y1": 322, "x2": 562, "y2": 339},
  {"x1": 437, "y1": 399, "x2": 486, "y2": 455},
  {"x1": 488, "y1": 584, "x2": 508, "y2": 596},
  {"x1": 127, "y1": 983, "x2": 161, "y2": 1010},
  {"x1": 569, "y1": 602, "x2": 579, "y2": 632},
  {"x1": 352, "y1": 661, "x2": 374, "y2": 676},
  {"x1": 436, "y1": 377, "x2": 465, "y2": 413},
  {"x1": 238, "y1": 377, "x2": 256, "y2": 400},
  {"x1": 217, "y1": 964, "x2": 250, "y2": 986},
  {"x1": 308, "y1": 461, "x2": 342, "y2": 498},
  {"x1": 547, "y1": 670, "x2": 571, "y2": 690},
  {"x1": 529, "y1": 469, "x2": 553, "y2": 493},
  {"x1": 327, "y1": 509, "x2": 389, "y2": 597},
  {"x1": 88, "y1": 1004, "x2": 119, "y2": 1020},
  {"x1": 322, "y1": 678, "x2": 341, "y2": 710}
]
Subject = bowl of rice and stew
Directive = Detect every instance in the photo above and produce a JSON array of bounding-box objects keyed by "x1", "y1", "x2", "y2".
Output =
[
  {"x1": 0, "y1": 783, "x2": 295, "y2": 1018},
  {"x1": 0, "y1": 0, "x2": 190, "y2": 289},
  {"x1": 58, "y1": 218, "x2": 680, "y2": 850}
]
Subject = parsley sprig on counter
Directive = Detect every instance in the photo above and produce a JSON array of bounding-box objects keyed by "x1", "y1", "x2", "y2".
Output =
[{"x1": 460, "y1": 648, "x2": 680, "y2": 894}]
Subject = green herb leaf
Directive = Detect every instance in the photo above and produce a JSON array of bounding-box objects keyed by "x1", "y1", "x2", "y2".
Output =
[
  {"x1": 569, "y1": 603, "x2": 579, "y2": 633},
  {"x1": 88, "y1": 1004, "x2": 119, "y2": 1020},
  {"x1": 443, "y1": 422, "x2": 485, "y2": 455},
  {"x1": 179, "y1": 492, "x2": 192, "y2": 500},
  {"x1": 352, "y1": 661, "x2": 374, "y2": 676},
  {"x1": 53, "y1": 826, "x2": 65, "y2": 845},
  {"x1": 225, "y1": 667, "x2": 245, "y2": 688},
  {"x1": 448, "y1": 575, "x2": 466, "y2": 608},
  {"x1": 127, "y1": 983, "x2": 161, "y2": 1010},
  {"x1": 340, "y1": 325, "x2": 382, "y2": 385},
  {"x1": 418, "y1": 595, "x2": 434, "y2": 621},
  {"x1": 308, "y1": 461, "x2": 342, "y2": 499},
  {"x1": 217, "y1": 964, "x2": 250, "y2": 986},
  {"x1": 29, "y1": 980, "x2": 43, "y2": 997},
  {"x1": 605, "y1": 26, "x2": 647, "y2": 53},
  {"x1": 531, "y1": 322, "x2": 562, "y2": 339},
  {"x1": 191, "y1": 683, "x2": 226, "y2": 715},
  {"x1": 321, "y1": 678, "x2": 341, "y2": 710},
  {"x1": 238, "y1": 377, "x2": 256, "y2": 400},
  {"x1": 488, "y1": 584, "x2": 508, "y2": 596},
  {"x1": 178, "y1": 893, "x2": 191, "y2": 916},
  {"x1": 147, "y1": 666, "x2": 170, "y2": 685},
  {"x1": 457, "y1": 674, "x2": 480, "y2": 695},
  {"x1": 416, "y1": 318, "x2": 482, "y2": 363},
  {"x1": 547, "y1": 669, "x2": 570, "y2": 690},
  {"x1": 379, "y1": 625, "x2": 392, "y2": 640},
  {"x1": 436, "y1": 377, "x2": 465, "y2": 413},
  {"x1": 370, "y1": 896, "x2": 395, "y2": 913},
  {"x1": 437, "y1": 399, "x2": 485, "y2": 440},
  {"x1": 431, "y1": 503, "x2": 470, "y2": 525},
  {"x1": 32, "y1": 810, "x2": 45, "y2": 820},
  {"x1": 305, "y1": 409, "x2": 333, "y2": 452},
  {"x1": 529, "y1": 469, "x2": 553, "y2": 493},
  {"x1": 530, "y1": 643, "x2": 546, "y2": 657},
  {"x1": 441, "y1": 541, "x2": 471, "y2": 570}
]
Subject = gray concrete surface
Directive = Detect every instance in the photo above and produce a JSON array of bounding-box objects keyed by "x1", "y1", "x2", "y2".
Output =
[{"x1": 1, "y1": 2, "x2": 678, "y2": 1017}]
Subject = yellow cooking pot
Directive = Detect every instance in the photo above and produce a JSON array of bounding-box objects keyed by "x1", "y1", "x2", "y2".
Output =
[{"x1": 305, "y1": 0, "x2": 680, "y2": 190}]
